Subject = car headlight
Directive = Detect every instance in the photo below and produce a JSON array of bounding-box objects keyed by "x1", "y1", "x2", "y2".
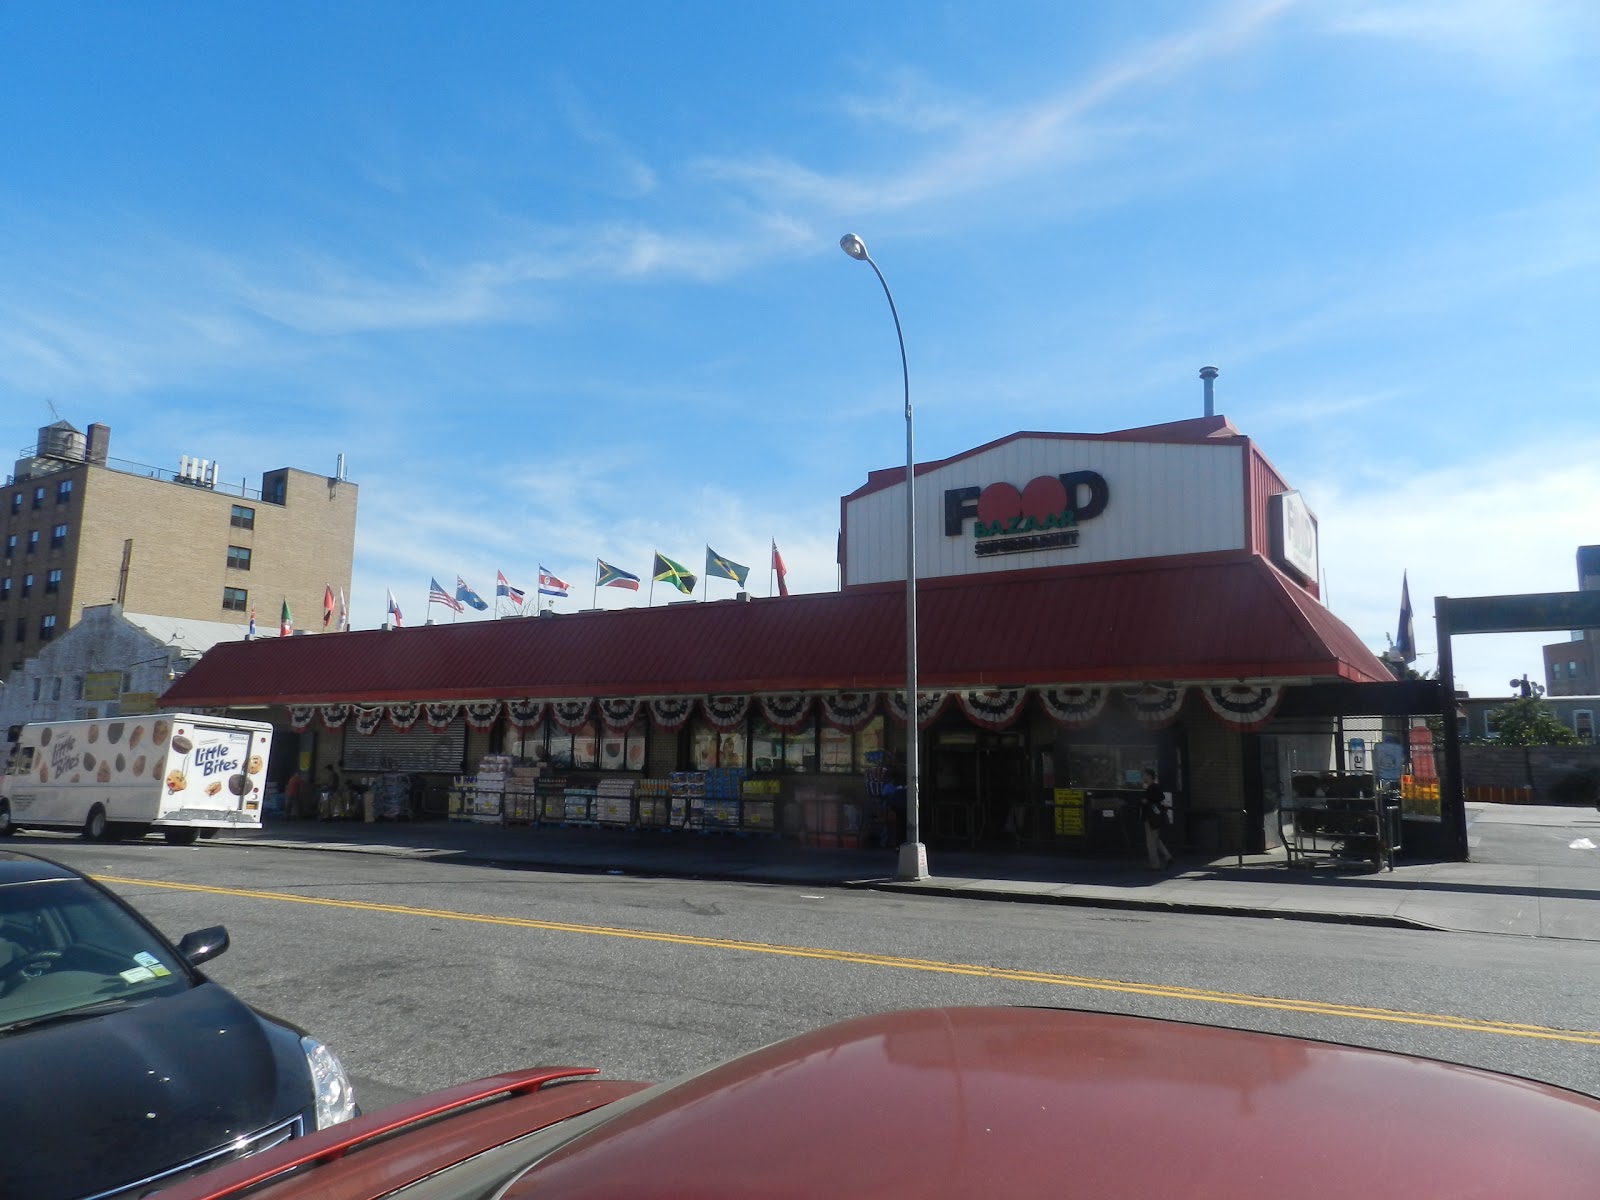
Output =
[{"x1": 300, "y1": 1035, "x2": 358, "y2": 1129}]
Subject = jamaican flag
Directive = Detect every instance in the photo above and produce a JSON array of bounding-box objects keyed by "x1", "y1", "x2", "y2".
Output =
[
  {"x1": 705, "y1": 547, "x2": 750, "y2": 587},
  {"x1": 652, "y1": 552, "x2": 697, "y2": 595}
]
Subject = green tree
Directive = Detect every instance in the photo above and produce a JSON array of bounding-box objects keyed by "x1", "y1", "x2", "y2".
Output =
[{"x1": 1486, "y1": 696, "x2": 1579, "y2": 746}]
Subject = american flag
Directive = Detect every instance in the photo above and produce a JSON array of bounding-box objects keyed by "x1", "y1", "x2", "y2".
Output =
[{"x1": 429, "y1": 577, "x2": 464, "y2": 612}]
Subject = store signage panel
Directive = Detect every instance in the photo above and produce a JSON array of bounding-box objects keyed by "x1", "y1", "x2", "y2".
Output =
[
  {"x1": 943, "y1": 470, "x2": 1110, "y2": 557},
  {"x1": 1269, "y1": 490, "x2": 1319, "y2": 582},
  {"x1": 83, "y1": 671, "x2": 122, "y2": 702}
]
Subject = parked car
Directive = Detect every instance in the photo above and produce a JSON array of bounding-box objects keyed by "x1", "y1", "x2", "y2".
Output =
[
  {"x1": 0, "y1": 850, "x2": 357, "y2": 1200},
  {"x1": 160, "y1": 1004, "x2": 1600, "y2": 1200}
]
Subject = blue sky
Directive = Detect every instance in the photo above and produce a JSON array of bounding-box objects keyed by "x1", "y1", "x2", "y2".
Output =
[{"x1": 3, "y1": 1, "x2": 1597, "y2": 700}]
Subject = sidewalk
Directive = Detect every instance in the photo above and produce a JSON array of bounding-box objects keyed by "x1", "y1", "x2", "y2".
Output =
[{"x1": 211, "y1": 803, "x2": 1600, "y2": 942}]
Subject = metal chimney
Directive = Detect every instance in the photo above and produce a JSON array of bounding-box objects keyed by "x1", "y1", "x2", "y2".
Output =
[{"x1": 1199, "y1": 365, "x2": 1219, "y2": 417}]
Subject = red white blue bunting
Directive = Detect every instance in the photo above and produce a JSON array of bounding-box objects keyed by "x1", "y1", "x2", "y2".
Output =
[
  {"x1": 351, "y1": 706, "x2": 385, "y2": 736},
  {"x1": 387, "y1": 703, "x2": 420, "y2": 732},
  {"x1": 319, "y1": 704, "x2": 351, "y2": 731},
  {"x1": 1200, "y1": 683, "x2": 1282, "y2": 731},
  {"x1": 884, "y1": 690, "x2": 949, "y2": 729},
  {"x1": 956, "y1": 689, "x2": 1027, "y2": 731},
  {"x1": 1037, "y1": 687, "x2": 1107, "y2": 727},
  {"x1": 424, "y1": 703, "x2": 459, "y2": 731},
  {"x1": 598, "y1": 697, "x2": 643, "y2": 732},
  {"x1": 288, "y1": 706, "x2": 316, "y2": 732},
  {"x1": 649, "y1": 697, "x2": 695, "y2": 731},
  {"x1": 506, "y1": 699, "x2": 545, "y2": 730},
  {"x1": 464, "y1": 702, "x2": 502, "y2": 731},
  {"x1": 1121, "y1": 685, "x2": 1188, "y2": 729},
  {"x1": 756, "y1": 694, "x2": 814, "y2": 732},
  {"x1": 818, "y1": 692, "x2": 878, "y2": 732},
  {"x1": 548, "y1": 699, "x2": 594, "y2": 732},
  {"x1": 701, "y1": 694, "x2": 751, "y2": 732}
]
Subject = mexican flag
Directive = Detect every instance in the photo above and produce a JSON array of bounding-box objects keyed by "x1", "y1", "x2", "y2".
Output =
[{"x1": 280, "y1": 599, "x2": 293, "y2": 637}]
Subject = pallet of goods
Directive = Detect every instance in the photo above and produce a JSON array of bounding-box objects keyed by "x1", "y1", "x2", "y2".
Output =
[
  {"x1": 635, "y1": 778, "x2": 671, "y2": 828},
  {"x1": 594, "y1": 777, "x2": 636, "y2": 826}
]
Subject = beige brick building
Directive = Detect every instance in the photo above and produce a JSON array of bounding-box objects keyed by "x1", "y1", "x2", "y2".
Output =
[{"x1": 3, "y1": 420, "x2": 357, "y2": 685}]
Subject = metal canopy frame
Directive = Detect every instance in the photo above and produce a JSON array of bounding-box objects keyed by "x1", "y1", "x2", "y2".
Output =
[{"x1": 1435, "y1": 589, "x2": 1600, "y2": 859}]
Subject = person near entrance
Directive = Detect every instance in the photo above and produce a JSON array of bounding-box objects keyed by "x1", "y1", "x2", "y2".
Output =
[
  {"x1": 1141, "y1": 769, "x2": 1174, "y2": 870},
  {"x1": 283, "y1": 769, "x2": 307, "y2": 821}
]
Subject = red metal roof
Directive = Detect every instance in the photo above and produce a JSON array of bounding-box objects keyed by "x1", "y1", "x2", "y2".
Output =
[{"x1": 160, "y1": 551, "x2": 1393, "y2": 708}]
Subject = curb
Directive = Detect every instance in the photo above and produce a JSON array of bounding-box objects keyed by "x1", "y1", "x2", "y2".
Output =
[{"x1": 205, "y1": 836, "x2": 1440, "y2": 932}]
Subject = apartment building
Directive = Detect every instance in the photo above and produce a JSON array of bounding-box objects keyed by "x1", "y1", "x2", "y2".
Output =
[
  {"x1": 1543, "y1": 545, "x2": 1600, "y2": 697},
  {"x1": 2, "y1": 419, "x2": 357, "y2": 686}
]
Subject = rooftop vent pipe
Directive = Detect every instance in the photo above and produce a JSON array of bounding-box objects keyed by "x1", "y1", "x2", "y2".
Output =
[{"x1": 1199, "y1": 366, "x2": 1219, "y2": 417}]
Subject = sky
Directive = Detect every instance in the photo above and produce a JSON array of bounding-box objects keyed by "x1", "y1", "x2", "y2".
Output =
[{"x1": 2, "y1": 1, "x2": 1597, "y2": 700}]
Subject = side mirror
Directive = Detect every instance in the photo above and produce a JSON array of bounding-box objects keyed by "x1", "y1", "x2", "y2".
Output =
[{"x1": 176, "y1": 925, "x2": 230, "y2": 967}]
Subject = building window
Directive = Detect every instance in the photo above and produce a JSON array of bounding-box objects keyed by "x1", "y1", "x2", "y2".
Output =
[
  {"x1": 227, "y1": 545, "x2": 253, "y2": 571},
  {"x1": 222, "y1": 586, "x2": 249, "y2": 612},
  {"x1": 1576, "y1": 711, "x2": 1595, "y2": 742},
  {"x1": 31, "y1": 486, "x2": 44, "y2": 510},
  {"x1": 74, "y1": 675, "x2": 84, "y2": 700},
  {"x1": 230, "y1": 505, "x2": 255, "y2": 530},
  {"x1": 21, "y1": 574, "x2": 32, "y2": 598},
  {"x1": 8, "y1": 493, "x2": 19, "y2": 515},
  {"x1": 1552, "y1": 662, "x2": 1564, "y2": 680},
  {"x1": 40, "y1": 614, "x2": 56, "y2": 642},
  {"x1": 56, "y1": 479, "x2": 73, "y2": 504},
  {"x1": 26, "y1": 531, "x2": 38, "y2": 555},
  {"x1": 1570, "y1": 660, "x2": 1579, "y2": 678},
  {"x1": 50, "y1": 676, "x2": 62, "y2": 700},
  {"x1": 50, "y1": 524, "x2": 68, "y2": 549},
  {"x1": 0, "y1": 578, "x2": 8, "y2": 601},
  {"x1": 3, "y1": 534, "x2": 13, "y2": 558},
  {"x1": 689, "y1": 718, "x2": 747, "y2": 771},
  {"x1": 31, "y1": 676, "x2": 40, "y2": 700},
  {"x1": 45, "y1": 569, "x2": 61, "y2": 594}
]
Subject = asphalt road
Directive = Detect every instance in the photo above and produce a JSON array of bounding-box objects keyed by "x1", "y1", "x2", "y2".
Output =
[{"x1": 21, "y1": 834, "x2": 1600, "y2": 1111}]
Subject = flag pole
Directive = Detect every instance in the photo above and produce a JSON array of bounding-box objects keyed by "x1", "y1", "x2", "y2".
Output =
[{"x1": 593, "y1": 561, "x2": 599, "y2": 610}]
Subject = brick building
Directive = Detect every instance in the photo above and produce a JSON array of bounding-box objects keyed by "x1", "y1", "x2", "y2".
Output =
[
  {"x1": 2, "y1": 420, "x2": 358, "y2": 686},
  {"x1": 1542, "y1": 545, "x2": 1600, "y2": 697}
]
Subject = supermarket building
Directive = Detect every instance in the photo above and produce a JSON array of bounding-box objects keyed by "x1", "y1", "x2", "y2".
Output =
[{"x1": 161, "y1": 413, "x2": 1440, "y2": 860}]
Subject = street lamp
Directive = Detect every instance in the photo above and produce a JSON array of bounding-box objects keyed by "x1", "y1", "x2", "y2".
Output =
[{"x1": 840, "y1": 232, "x2": 928, "y2": 881}]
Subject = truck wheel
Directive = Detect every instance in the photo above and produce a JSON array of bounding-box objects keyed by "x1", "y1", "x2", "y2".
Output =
[
  {"x1": 83, "y1": 805, "x2": 109, "y2": 841},
  {"x1": 163, "y1": 828, "x2": 201, "y2": 846},
  {"x1": 0, "y1": 800, "x2": 15, "y2": 837}
]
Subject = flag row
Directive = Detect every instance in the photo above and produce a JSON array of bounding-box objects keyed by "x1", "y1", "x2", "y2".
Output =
[{"x1": 382, "y1": 543, "x2": 791, "y2": 628}]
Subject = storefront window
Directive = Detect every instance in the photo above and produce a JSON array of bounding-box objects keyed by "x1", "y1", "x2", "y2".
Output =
[
  {"x1": 819, "y1": 715, "x2": 886, "y2": 773},
  {"x1": 690, "y1": 719, "x2": 747, "y2": 771},
  {"x1": 1064, "y1": 743, "x2": 1155, "y2": 789},
  {"x1": 598, "y1": 724, "x2": 647, "y2": 771},
  {"x1": 750, "y1": 717, "x2": 817, "y2": 773}
]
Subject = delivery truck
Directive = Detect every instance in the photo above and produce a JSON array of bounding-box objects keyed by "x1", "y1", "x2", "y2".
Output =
[{"x1": 0, "y1": 713, "x2": 272, "y2": 844}]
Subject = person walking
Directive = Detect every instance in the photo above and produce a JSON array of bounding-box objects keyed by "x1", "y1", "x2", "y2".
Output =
[
  {"x1": 1141, "y1": 768, "x2": 1174, "y2": 870},
  {"x1": 283, "y1": 769, "x2": 307, "y2": 821}
]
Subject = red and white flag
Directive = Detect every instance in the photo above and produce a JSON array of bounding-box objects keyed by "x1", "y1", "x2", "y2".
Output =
[
  {"x1": 323, "y1": 584, "x2": 335, "y2": 628},
  {"x1": 771, "y1": 540, "x2": 789, "y2": 598},
  {"x1": 386, "y1": 589, "x2": 404, "y2": 628}
]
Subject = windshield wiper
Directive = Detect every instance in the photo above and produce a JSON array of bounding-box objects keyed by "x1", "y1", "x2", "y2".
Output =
[{"x1": 0, "y1": 997, "x2": 133, "y2": 1035}]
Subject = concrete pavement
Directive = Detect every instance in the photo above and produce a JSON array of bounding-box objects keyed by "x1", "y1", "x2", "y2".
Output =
[{"x1": 209, "y1": 802, "x2": 1600, "y2": 942}]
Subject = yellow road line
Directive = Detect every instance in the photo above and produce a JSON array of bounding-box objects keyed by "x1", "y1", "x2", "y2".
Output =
[{"x1": 101, "y1": 873, "x2": 1600, "y2": 1046}]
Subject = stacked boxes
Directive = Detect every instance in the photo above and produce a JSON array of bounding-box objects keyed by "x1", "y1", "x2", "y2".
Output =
[
  {"x1": 669, "y1": 772, "x2": 706, "y2": 829},
  {"x1": 563, "y1": 785, "x2": 597, "y2": 824},
  {"x1": 635, "y1": 778, "x2": 671, "y2": 828},
  {"x1": 595, "y1": 778, "x2": 636, "y2": 826},
  {"x1": 536, "y1": 776, "x2": 568, "y2": 823},
  {"x1": 740, "y1": 777, "x2": 780, "y2": 831},
  {"x1": 503, "y1": 762, "x2": 544, "y2": 824},
  {"x1": 473, "y1": 755, "x2": 513, "y2": 823}
]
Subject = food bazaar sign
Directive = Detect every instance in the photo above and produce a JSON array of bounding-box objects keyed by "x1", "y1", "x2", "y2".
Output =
[{"x1": 944, "y1": 471, "x2": 1110, "y2": 557}]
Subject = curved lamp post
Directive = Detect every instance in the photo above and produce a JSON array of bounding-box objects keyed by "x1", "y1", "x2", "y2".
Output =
[{"x1": 840, "y1": 233, "x2": 928, "y2": 881}]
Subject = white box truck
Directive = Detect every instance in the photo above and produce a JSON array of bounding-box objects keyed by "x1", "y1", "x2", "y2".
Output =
[{"x1": 0, "y1": 713, "x2": 272, "y2": 845}]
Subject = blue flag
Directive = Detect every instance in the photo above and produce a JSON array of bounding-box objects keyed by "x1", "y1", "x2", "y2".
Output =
[{"x1": 455, "y1": 576, "x2": 489, "y2": 611}]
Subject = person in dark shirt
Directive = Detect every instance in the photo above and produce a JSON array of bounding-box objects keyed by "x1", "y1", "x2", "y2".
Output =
[{"x1": 1140, "y1": 768, "x2": 1174, "y2": 870}]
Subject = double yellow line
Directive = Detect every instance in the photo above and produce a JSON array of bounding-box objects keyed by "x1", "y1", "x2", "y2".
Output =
[{"x1": 102, "y1": 874, "x2": 1600, "y2": 1046}]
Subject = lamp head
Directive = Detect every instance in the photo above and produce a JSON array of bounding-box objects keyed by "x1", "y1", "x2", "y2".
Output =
[{"x1": 839, "y1": 233, "x2": 869, "y2": 261}]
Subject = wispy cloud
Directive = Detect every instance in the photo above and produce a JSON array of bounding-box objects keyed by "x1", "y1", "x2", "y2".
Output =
[{"x1": 1317, "y1": 0, "x2": 1600, "y2": 77}]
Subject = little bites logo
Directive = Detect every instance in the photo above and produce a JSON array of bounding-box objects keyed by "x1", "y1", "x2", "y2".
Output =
[{"x1": 944, "y1": 471, "x2": 1110, "y2": 557}]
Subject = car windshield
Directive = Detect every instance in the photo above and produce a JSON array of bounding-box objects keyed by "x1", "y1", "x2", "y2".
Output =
[{"x1": 0, "y1": 877, "x2": 190, "y2": 1030}]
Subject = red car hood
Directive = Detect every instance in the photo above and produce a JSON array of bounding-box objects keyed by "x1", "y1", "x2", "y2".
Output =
[
  {"x1": 518, "y1": 1007, "x2": 1600, "y2": 1200},
  {"x1": 166, "y1": 1007, "x2": 1600, "y2": 1200}
]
